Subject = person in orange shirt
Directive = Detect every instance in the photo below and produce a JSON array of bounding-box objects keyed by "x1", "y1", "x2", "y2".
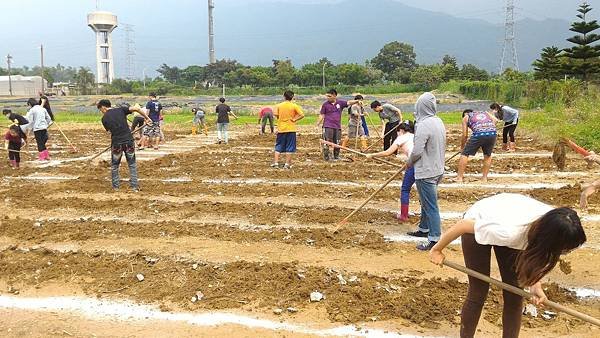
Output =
[{"x1": 271, "y1": 90, "x2": 305, "y2": 169}]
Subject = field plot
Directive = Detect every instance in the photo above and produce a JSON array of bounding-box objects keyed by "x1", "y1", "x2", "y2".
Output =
[{"x1": 1, "y1": 124, "x2": 599, "y2": 337}]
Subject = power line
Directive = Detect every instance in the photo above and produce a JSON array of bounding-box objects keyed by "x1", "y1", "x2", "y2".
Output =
[{"x1": 500, "y1": 0, "x2": 519, "y2": 72}]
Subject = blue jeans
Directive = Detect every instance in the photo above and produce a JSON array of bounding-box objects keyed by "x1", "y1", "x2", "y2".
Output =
[
  {"x1": 416, "y1": 175, "x2": 442, "y2": 242},
  {"x1": 401, "y1": 166, "x2": 416, "y2": 205},
  {"x1": 217, "y1": 123, "x2": 229, "y2": 143},
  {"x1": 111, "y1": 142, "x2": 138, "y2": 189}
]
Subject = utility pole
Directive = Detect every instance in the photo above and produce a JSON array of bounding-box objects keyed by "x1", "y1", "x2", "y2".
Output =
[
  {"x1": 322, "y1": 63, "x2": 326, "y2": 88},
  {"x1": 6, "y1": 54, "x2": 13, "y2": 96},
  {"x1": 208, "y1": 0, "x2": 216, "y2": 64},
  {"x1": 142, "y1": 68, "x2": 147, "y2": 89},
  {"x1": 40, "y1": 44, "x2": 45, "y2": 93},
  {"x1": 500, "y1": 0, "x2": 519, "y2": 72},
  {"x1": 124, "y1": 24, "x2": 136, "y2": 80}
]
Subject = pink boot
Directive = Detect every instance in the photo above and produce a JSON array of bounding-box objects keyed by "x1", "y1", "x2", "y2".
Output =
[
  {"x1": 41, "y1": 149, "x2": 50, "y2": 161},
  {"x1": 38, "y1": 151, "x2": 44, "y2": 161},
  {"x1": 397, "y1": 204, "x2": 410, "y2": 223},
  {"x1": 9, "y1": 160, "x2": 17, "y2": 169}
]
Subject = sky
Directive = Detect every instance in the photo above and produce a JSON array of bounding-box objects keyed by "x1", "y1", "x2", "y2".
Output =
[{"x1": 0, "y1": 0, "x2": 597, "y2": 78}]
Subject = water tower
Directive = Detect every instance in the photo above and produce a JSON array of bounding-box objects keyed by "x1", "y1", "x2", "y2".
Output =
[{"x1": 87, "y1": 11, "x2": 118, "y2": 84}]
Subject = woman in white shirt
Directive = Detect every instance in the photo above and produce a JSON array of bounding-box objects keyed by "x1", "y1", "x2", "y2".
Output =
[
  {"x1": 367, "y1": 120, "x2": 415, "y2": 222},
  {"x1": 429, "y1": 193, "x2": 587, "y2": 338}
]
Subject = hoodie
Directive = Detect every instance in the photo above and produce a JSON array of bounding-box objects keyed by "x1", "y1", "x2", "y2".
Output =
[
  {"x1": 24, "y1": 105, "x2": 53, "y2": 132},
  {"x1": 407, "y1": 92, "x2": 447, "y2": 180}
]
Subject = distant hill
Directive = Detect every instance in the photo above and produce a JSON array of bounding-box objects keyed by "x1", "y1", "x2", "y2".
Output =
[{"x1": 207, "y1": 0, "x2": 572, "y2": 72}]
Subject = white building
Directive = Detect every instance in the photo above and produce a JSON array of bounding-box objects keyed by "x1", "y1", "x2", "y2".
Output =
[
  {"x1": 88, "y1": 11, "x2": 118, "y2": 84},
  {"x1": 0, "y1": 75, "x2": 47, "y2": 96}
]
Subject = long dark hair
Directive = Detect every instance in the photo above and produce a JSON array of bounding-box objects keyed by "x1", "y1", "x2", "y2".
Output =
[
  {"x1": 516, "y1": 207, "x2": 586, "y2": 286},
  {"x1": 397, "y1": 120, "x2": 415, "y2": 134}
]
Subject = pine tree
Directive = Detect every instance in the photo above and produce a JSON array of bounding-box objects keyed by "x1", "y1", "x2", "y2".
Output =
[
  {"x1": 532, "y1": 46, "x2": 565, "y2": 80},
  {"x1": 563, "y1": 2, "x2": 600, "y2": 81}
]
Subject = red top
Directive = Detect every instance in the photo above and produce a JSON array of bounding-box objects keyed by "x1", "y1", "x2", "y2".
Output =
[
  {"x1": 259, "y1": 107, "x2": 273, "y2": 118},
  {"x1": 4, "y1": 131, "x2": 23, "y2": 143}
]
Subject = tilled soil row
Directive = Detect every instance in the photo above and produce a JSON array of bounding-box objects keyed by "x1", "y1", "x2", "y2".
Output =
[
  {"x1": 0, "y1": 218, "x2": 390, "y2": 252},
  {"x1": 0, "y1": 248, "x2": 589, "y2": 330}
]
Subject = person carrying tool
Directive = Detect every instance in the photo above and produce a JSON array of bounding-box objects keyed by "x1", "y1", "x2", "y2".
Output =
[
  {"x1": 4, "y1": 124, "x2": 27, "y2": 169},
  {"x1": 317, "y1": 89, "x2": 360, "y2": 161},
  {"x1": 581, "y1": 152, "x2": 600, "y2": 209},
  {"x1": 24, "y1": 98, "x2": 53, "y2": 161},
  {"x1": 454, "y1": 109, "x2": 499, "y2": 183},
  {"x1": 140, "y1": 93, "x2": 163, "y2": 150},
  {"x1": 367, "y1": 120, "x2": 415, "y2": 222},
  {"x1": 430, "y1": 193, "x2": 587, "y2": 338},
  {"x1": 192, "y1": 107, "x2": 208, "y2": 136},
  {"x1": 371, "y1": 101, "x2": 403, "y2": 151},
  {"x1": 259, "y1": 107, "x2": 275, "y2": 134},
  {"x1": 98, "y1": 99, "x2": 150, "y2": 192},
  {"x1": 271, "y1": 90, "x2": 304, "y2": 169},
  {"x1": 130, "y1": 109, "x2": 146, "y2": 142},
  {"x1": 341, "y1": 95, "x2": 368, "y2": 152},
  {"x1": 406, "y1": 92, "x2": 446, "y2": 251},
  {"x1": 490, "y1": 102, "x2": 519, "y2": 152}
]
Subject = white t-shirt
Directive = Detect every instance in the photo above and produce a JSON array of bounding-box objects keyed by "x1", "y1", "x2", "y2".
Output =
[
  {"x1": 393, "y1": 133, "x2": 414, "y2": 157},
  {"x1": 463, "y1": 193, "x2": 553, "y2": 250}
]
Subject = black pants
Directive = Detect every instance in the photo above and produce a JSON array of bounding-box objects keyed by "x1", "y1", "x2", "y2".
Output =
[
  {"x1": 322, "y1": 127, "x2": 341, "y2": 160},
  {"x1": 383, "y1": 121, "x2": 399, "y2": 151},
  {"x1": 131, "y1": 116, "x2": 145, "y2": 132},
  {"x1": 503, "y1": 120, "x2": 518, "y2": 143},
  {"x1": 34, "y1": 129, "x2": 49, "y2": 152},
  {"x1": 460, "y1": 233, "x2": 523, "y2": 338},
  {"x1": 8, "y1": 142, "x2": 20, "y2": 163}
]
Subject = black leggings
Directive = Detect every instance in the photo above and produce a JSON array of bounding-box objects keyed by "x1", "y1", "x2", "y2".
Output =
[
  {"x1": 460, "y1": 233, "x2": 523, "y2": 338},
  {"x1": 503, "y1": 120, "x2": 518, "y2": 143},
  {"x1": 383, "y1": 121, "x2": 399, "y2": 151},
  {"x1": 8, "y1": 142, "x2": 21, "y2": 162},
  {"x1": 34, "y1": 129, "x2": 49, "y2": 152}
]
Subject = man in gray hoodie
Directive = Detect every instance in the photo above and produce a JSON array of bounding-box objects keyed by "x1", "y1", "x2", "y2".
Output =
[{"x1": 406, "y1": 92, "x2": 447, "y2": 251}]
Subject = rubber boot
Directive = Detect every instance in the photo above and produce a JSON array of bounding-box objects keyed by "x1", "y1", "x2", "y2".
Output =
[
  {"x1": 502, "y1": 143, "x2": 509, "y2": 151},
  {"x1": 398, "y1": 204, "x2": 410, "y2": 223},
  {"x1": 322, "y1": 145, "x2": 331, "y2": 161},
  {"x1": 38, "y1": 151, "x2": 44, "y2": 161},
  {"x1": 360, "y1": 138, "x2": 368, "y2": 152},
  {"x1": 42, "y1": 149, "x2": 50, "y2": 161},
  {"x1": 9, "y1": 160, "x2": 17, "y2": 169},
  {"x1": 191, "y1": 126, "x2": 197, "y2": 135},
  {"x1": 509, "y1": 142, "x2": 516, "y2": 152},
  {"x1": 14, "y1": 161, "x2": 19, "y2": 169}
]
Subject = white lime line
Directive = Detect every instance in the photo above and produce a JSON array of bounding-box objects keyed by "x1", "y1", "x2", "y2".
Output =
[{"x1": 0, "y1": 296, "x2": 431, "y2": 338}]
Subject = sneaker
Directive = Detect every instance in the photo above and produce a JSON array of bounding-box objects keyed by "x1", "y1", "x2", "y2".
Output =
[
  {"x1": 131, "y1": 188, "x2": 140, "y2": 193},
  {"x1": 406, "y1": 230, "x2": 429, "y2": 238},
  {"x1": 217, "y1": 140, "x2": 222, "y2": 144},
  {"x1": 416, "y1": 241, "x2": 437, "y2": 251},
  {"x1": 283, "y1": 163, "x2": 292, "y2": 169},
  {"x1": 270, "y1": 163, "x2": 279, "y2": 168}
]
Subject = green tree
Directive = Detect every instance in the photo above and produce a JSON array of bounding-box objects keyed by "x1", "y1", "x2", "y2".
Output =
[
  {"x1": 297, "y1": 58, "x2": 333, "y2": 86},
  {"x1": 181, "y1": 65, "x2": 205, "y2": 86},
  {"x1": 110, "y1": 79, "x2": 133, "y2": 93},
  {"x1": 204, "y1": 59, "x2": 243, "y2": 86},
  {"x1": 334, "y1": 63, "x2": 371, "y2": 85},
  {"x1": 74, "y1": 67, "x2": 95, "y2": 95},
  {"x1": 441, "y1": 55, "x2": 460, "y2": 81},
  {"x1": 371, "y1": 41, "x2": 417, "y2": 82},
  {"x1": 272, "y1": 59, "x2": 296, "y2": 87},
  {"x1": 533, "y1": 46, "x2": 565, "y2": 80},
  {"x1": 563, "y1": 2, "x2": 600, "y2": 81},
  {"x1": 410, "y1": 64, "x2": 444, "y2": 88},
  {"x1": 157, "y1": 63, "x2": 182, "y2": 83},
  {"x1": 459, "y1": 64, "x2": 490, "y2": 81}
]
